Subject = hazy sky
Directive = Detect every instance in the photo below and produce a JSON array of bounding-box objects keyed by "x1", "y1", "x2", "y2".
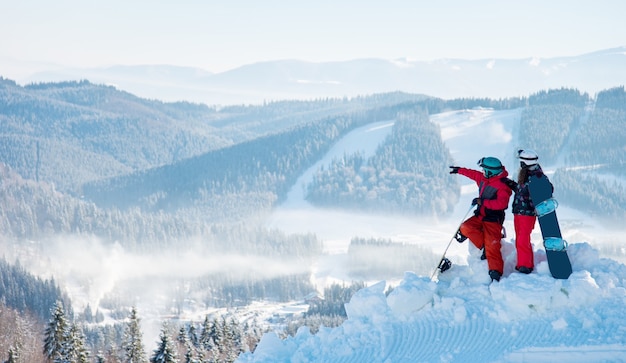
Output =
[{"x1": 1, "y1": 0, "x2": 624, "y2": 76}]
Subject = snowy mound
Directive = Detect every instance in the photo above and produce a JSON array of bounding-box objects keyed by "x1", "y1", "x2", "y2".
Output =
[{"x1": 238, "y1": 241, "x2": 626, "y2": 362}]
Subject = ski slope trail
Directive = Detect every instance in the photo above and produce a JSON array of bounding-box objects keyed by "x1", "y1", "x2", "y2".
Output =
[{"x1": 279, "y1": 120, "x2": 395, "y2": 209}]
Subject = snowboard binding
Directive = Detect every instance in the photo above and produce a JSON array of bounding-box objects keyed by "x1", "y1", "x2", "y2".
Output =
[
  {"x1": 544, "y1": 237, "x2": 568, "y2": 251},
  {"x1": 454, "y1": 229, "x2": 467, "y2": 243},
  {"x1": 535, "y1": 197, "x2": 558, "y2": 217},
  {"x1": 438, "y1": 258, "x2": 452, "y2": 273}
]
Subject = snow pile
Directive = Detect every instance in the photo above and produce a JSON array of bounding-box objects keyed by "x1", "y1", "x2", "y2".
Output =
[{"x1": 239, "y1": 241, "x2": 626, "y2": 362}]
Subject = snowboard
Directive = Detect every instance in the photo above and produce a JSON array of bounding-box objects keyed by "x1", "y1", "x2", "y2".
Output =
[{"x1": 528, "y1": 174, "x2": 572, "y2": 279}]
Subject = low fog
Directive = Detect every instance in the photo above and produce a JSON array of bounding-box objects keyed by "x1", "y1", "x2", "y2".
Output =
[
  {"x1": 14, "y1": 235, "x2": 312, "y2": 313},
  {"x1": 30, "y1": 201, "x2": 618, "y2": 315}
]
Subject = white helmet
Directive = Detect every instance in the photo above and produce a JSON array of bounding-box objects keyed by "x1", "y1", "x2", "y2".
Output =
[{"x1": 517, "y1": 149, "x2": 538, "y2": 167}]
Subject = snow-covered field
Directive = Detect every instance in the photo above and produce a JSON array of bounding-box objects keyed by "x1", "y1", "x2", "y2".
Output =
[{"x1": 243, "y1": 108, "x2": 626, "y2": 362}]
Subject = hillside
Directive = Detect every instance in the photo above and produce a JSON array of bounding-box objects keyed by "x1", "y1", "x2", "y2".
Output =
[
  {"x1": 2, "y1": 85, "x2": 625, "y2": 247},
  {"x1": 1, "y1": 78, "x2": 426, "y2": 194}
]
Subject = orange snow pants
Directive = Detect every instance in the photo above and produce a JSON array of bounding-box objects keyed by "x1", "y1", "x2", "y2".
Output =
[
  {"x1": 514, "y1": 214, "x2": 536, "y2": 269},
  {"x1": 459, "y1": 215, "x2": 504, "y2": 274}
]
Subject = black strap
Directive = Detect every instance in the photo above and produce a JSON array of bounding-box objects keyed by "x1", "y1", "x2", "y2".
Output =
[{"x1": 501, "y1": 177, "x2": 517, "y2": 190}]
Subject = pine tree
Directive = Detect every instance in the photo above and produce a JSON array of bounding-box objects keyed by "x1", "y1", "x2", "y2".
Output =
[
  {"x1": 4, "y1": 345, "x2": 19, "y2": 363},
  {"x1": 199, "y1": 316, "x2": 216, "y2": 353},
  {"x1": 43, "y1": 301, "x2": 68, "y2": 362},
  {"x1": 122, "y1": 307, "x2": 147, "y2": 363},
  {"x1": 83, "y1": 304, "x2": 94, "y2": 323},
  {"x1": 95, "y1": 309, "x2": 105, "y2": 323},
  {"x1": 214, "y1": 317, "x2": 225, "y2": 356},
  {"x1": 176, "y1": 327, "x2": 187, "y2": 351},
  {"x1": 183, "y1": 340, "x2": 200, "y2": 363},
  {"x1": 186, "y1": 324, "x2": 203, "y2": 363},
  {"x1": 66, "y1": 323, "x2": 89, "y2": 363},
  {"x1": 187, "y1": 324, "x2": 199, "y2": 348},
  {"x1": 150, "y1": 323, "x2": 178, "y2": 363}
]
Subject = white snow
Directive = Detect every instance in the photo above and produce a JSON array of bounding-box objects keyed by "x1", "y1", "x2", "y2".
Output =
[{"x1": 243, "y1": 108, "x2": 626, "y2": 362}]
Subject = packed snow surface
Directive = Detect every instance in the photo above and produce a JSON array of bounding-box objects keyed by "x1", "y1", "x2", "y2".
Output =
[
  {"x1": 243, "y1": 108, "x2": 626, "y2": 362},
  {"x1": 240, "y1": 241, "x2": 626, "y2": 362}
]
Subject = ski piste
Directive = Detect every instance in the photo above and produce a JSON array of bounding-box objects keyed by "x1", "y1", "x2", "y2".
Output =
[{"x1": 528, "y1": 174, "x2": 572, "y2": 279}]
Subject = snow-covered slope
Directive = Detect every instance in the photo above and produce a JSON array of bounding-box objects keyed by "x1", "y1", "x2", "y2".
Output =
[
  {"x1": 245, "y1": 108, "x2": 626, "y2": 362},
  {"x1": 240, "y1": 243, "x2": 626, "y2": 362}
]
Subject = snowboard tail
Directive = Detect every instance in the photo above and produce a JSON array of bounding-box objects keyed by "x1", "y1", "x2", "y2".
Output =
[
  {"x1": 528, "y1": 174, "x2": 572, "y2": 279},
  {"x1": 545, "y1": 250, "x2": 572, "y2": 279}
]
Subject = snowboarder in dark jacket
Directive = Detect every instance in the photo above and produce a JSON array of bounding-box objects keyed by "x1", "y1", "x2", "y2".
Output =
[
  {"x1": 509, "y1": 149, "x2": 552, "y2": 274},
  {"x1": 449, "y1": 157, "x2": 513, "y2": 282}
]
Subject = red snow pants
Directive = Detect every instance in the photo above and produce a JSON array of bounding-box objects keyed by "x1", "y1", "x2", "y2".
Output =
[
  {"x1": 514, "y1": 214, "x2": 536, "y2": 269},
  {"x1": 459, "y1": 215, "x2": 504, "y2": 274}
]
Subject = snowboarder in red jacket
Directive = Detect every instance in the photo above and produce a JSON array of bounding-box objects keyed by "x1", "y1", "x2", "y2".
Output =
[{"x1": 449, "y1": 157, "x2": 513, "y2": 282}]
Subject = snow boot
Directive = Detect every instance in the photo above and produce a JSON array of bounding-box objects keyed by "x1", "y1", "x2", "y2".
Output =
[
  {"x1": 454, "y1": 229, "x2": 467, "y2": 243},
  {"x1": 438, "y1": 258, "x2": 452, "y2": 273},
  {"x1": 489, "y1": 270, "x2": 501, "y2": 282},
  {"x1": 480, "y1": 248, "x2": 487, "y2": 260},
  {"x1": 516, "y1": 266, "x2": 533, "y2": 274}
]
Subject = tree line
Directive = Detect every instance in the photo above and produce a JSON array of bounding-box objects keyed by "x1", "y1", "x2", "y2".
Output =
[
  {"x1": 0, "y1": 257, "x2": 70, "y2": 322},
  {"x1": 39, "y1": 302, "x2": 264, "y2": 363},
  {"x1": 283, "y1": 282, "x2": 365, "y2": 337},
  {"x1": 0, "y1": 263, "x2": 375, "y2": 362}
]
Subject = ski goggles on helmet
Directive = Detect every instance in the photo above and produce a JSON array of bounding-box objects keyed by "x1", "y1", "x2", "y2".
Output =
[
  {"x1": 517, "y1": 149, "x2": 539, "y2": 168},
  {"x1": 477, "y1": 157, "x2": 503, "y2": 178}
]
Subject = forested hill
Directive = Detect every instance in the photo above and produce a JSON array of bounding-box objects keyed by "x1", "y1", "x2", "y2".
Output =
[
  {"x1": 306, "y1": 109, "x2": 458, "y2": 215},
  {"x1": 79, "y1": 97, "x2": 526, "y2": 220},
  {"x1": 513, "y1": 87, "x2": 626, "y2": 220},
  {"x1": 2, "y1": 78, "x2": 626, "y2": 231},
  {"x1": 0, "y1": 78, "x2": 226, "y2": 193},
  {"x1": 0, "y1": 77, "x2": 429, "y2": 194}
]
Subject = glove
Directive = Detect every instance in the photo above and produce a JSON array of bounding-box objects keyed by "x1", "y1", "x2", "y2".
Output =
[
  {"x1": 449, "y1": 166, "x2": 460, "y2": 174},
  {"x1": 472, "y1": 197, "x2": 481, "y2": 206}
]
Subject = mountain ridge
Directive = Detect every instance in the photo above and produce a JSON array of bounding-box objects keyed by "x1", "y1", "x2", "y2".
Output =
[{"x1": 9, "y1": 46, "x2": 626, "y2": 105}]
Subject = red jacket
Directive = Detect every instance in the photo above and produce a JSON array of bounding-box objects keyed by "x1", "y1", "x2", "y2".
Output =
[{"x1": 458, "y1": 167, "x2": 512, "y2": 223}]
